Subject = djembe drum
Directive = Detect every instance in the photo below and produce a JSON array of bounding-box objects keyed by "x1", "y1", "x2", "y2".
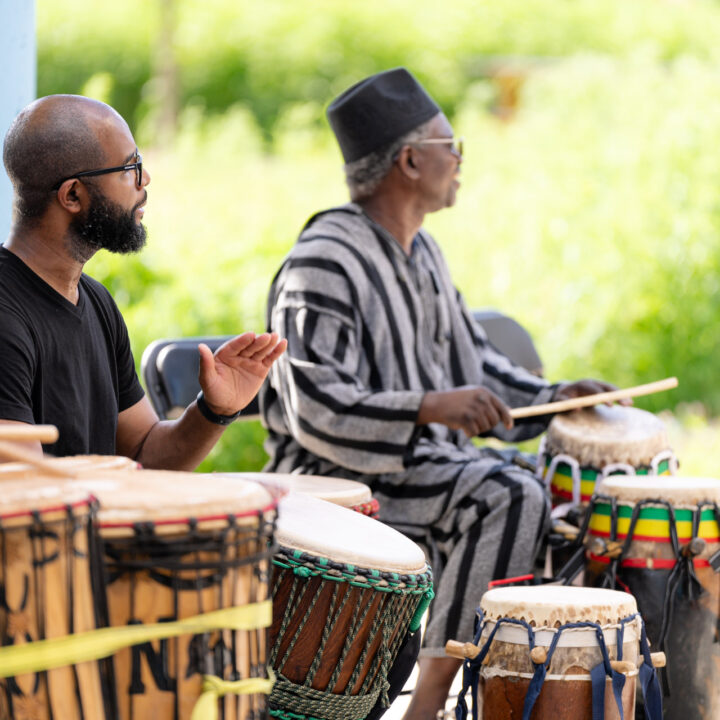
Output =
[
  {"x1": 269, "y1": 492, "x2": 433, "y2": 720},
  {"x1": 584, "y1": 475, "x2": 720, "y2": 720},
  {"x1": 0, "y1": 454, "x2": 140, "y2": 477},
  {"x1": 238, "y1": 473, "x2": 379, "y2": 517},
  {"x1": 0, "y1": 479, "x2": 105, "y2": 719},
  {"x1": 77, "y1": 470, "x2": 277, "y2": 720},
  {"x1": 538, "y1": 406, "x2": 677, "y2": 507},
  {"x1": 447, "y1": 585, "x2": 663, "y2": 720}
]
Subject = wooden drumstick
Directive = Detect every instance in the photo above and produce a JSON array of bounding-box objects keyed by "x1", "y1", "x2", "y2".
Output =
[
  {"x1": 0, "y1": 424, "x2": 59, "y2": 443},
  {"x1": 0, "y1": 440, "x2": 76, "y2": 477},
  {"x1": 510, "y1": 377, "x2": 678, "y2": 420}
]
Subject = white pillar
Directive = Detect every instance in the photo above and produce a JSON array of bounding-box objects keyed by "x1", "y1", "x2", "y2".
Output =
[{"x1": 0, "y1": 0, "x2": 36, "y2": 239}]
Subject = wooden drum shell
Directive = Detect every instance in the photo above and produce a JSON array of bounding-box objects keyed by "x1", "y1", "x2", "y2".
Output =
[
  {"x1": 482, "y1": 636, "x2": 638, "y2": 719},
  {"x1": 0, "y1": 493, "x2": 105, "y2": 720}
]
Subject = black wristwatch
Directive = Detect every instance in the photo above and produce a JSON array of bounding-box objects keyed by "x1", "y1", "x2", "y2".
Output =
[{"x1": 196, "y1": 391, "x2": 242, "y2": 425}]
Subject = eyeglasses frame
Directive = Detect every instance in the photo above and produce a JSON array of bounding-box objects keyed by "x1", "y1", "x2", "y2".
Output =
[
  {"x1": 52, "y1": 153, "x2": 143, "y2": 191},
  {"x1": 411, "y1": 136, "x2": 464, "y2": 157}
]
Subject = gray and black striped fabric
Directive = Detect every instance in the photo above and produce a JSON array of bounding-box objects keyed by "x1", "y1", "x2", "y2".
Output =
[{"x1": 260, "y1": 203, "x2": 554, "y2": 654}]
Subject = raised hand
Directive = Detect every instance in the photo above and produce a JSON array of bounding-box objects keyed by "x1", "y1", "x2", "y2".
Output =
[
  {"x1": 197, "y1": 332, "x2": 287, "y2": 415},
  {"x1": 418, "y1": 386, "x2": 513, "y2": 437}
]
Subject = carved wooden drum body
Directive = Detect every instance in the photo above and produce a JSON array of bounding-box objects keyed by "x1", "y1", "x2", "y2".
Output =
[
  {"x1": 0, "y1": 479, "x2": 105, "y2": 719},
  {"x1": 78, "y1": 470, "x2": 277, "y2": 720},
  {"x1": 537, "y1": 406, "x2": 677, "y2": 507},
  {"x1": 269, "y1": 493, "x2": 433, "y2": 720}
]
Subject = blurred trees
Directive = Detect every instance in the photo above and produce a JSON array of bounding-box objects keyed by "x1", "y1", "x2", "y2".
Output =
[{"x1": 35, "y1": 0, "x2": 720, "y2": 469}]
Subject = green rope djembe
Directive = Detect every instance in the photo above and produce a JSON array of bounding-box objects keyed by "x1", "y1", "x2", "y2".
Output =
[{"x1": 268, "y1": 546, "x2": 434, "y2": 720}]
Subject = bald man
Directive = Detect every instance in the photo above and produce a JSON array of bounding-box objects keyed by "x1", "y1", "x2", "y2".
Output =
[{"x1": 0, "y1": 95, "x2": 286, "y2": 467}]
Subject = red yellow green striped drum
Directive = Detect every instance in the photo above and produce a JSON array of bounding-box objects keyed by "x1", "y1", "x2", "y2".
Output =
[
  {"x1": 587, "y1": 476, "x2": 720, "y2": 567},
  {"x1": 585, "y1": 475, "x2": 720, "y2": 720},
  {"x1": 537, "y1": 406, "x2": 676, "y2": 506}
]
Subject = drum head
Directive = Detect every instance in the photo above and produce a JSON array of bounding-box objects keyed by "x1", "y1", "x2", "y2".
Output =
[
  {"x1": 597, "y1": 475, "x2": 720, "y2": 505},
  {"x1": 0, "y1": 454, "x2": 139, "y2": 478},
  {"x1": 546, "y1": 405, "x2": 670, "y2": 467},
  {"x1": 276, "y1": 492, "x2": 426, "y2": 574},
  {"x1": 0, "y1": 477, "x2": 92, "y2": 522},
  {"x1": 236, "y1": 472, "x2": 372, "y2": 508},
  {"x1": 481, "y1": 585, "x2": 637, "y2": 626},
  {"x1": 70, "y1": 470, "x2": 274, "y2": 528}
]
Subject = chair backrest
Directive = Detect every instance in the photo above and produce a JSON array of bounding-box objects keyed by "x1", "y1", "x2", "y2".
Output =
[
  {"x1": 141, "y1": 312, "x2": 542, "y2": 420},
  {"x1": 141, "y1": 336, "x2": 260, "y2": 421},
  {"x1": 472, "y1": 309, "x2": 543, "y2": 377}
]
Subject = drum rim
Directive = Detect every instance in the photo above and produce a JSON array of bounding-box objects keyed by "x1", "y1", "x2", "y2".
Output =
[
  {"x1": 273, "y1": 544, "x2": 432, "y2": 587},
  {"x1": 97, "y1": 497, "x2": 279, "y2": 528},
  {"x1": 0, "y1": 494, "x2": 93, "y2": 520}
]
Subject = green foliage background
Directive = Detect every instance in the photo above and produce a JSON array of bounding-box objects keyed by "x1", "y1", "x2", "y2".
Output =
[{"x1": 35, "y1": 0, "x2": 720, "y2": 471}]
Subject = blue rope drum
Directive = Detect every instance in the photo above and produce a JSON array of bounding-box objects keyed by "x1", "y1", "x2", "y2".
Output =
[{"x1": 449, "y1": 586, "x2": 663, "y2": 720}]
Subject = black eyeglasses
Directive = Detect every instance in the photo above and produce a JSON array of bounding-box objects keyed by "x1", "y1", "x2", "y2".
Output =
[
  {"x1": 52, "y1": 153, "x2": 143, "y2": 191},
  {"x1": 413, "y1": 137, "x2": 464, "y2": 157}
]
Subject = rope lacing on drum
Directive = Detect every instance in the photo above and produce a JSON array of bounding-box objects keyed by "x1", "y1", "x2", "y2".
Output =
[
  {"x1": 453, "y1": 608, "x2": 663, "y2": 720},
  {"x1": 268, "y1": 550, "x2": 434, "y2": 718},
  {"x1": 559, "y1": 492, "x2": 719, "y2": 699}
]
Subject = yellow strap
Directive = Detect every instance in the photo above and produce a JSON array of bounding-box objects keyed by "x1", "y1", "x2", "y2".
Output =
[
  {"x1": 0, "y1": 601, "x2": 272, "y2": 678},
  {"x1": 191, "y1": 672, "x2": 276, "y2": 720}
]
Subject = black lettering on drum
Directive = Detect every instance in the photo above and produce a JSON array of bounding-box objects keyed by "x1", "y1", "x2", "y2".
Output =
[
  {"x1": 128, "y1": 617, "x2": 177, "y2": 694},
  {"x1": 28, "y1": 526, "x2": 60, "y2": 567},
  {"x1": 185, "y1": 632, "x2": 231, "y2": 678}
]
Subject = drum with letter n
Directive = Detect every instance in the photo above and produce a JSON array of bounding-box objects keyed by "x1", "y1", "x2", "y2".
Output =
[
  {"x1": 585, "y1": 475, "x2": 720, "y2": 720},
  {"x1": 538, "y1": 406, "x2": 677, "y2": 507},
  {"x1": 269, "y1": 492, "x2": 433, "y2": 720},
  {"x1": 0, "y1": 479, "x2": 105, "y2": 719},
  {"x1": 79, "y1": 470, "x2": 277, "y2": 720},
  {"x1": 448, "y1": 585, "x2": 663, "y2": 720}
]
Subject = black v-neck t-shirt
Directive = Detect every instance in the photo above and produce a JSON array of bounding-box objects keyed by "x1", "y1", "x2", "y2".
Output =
[{"x1": 0, "y1": 247, "x2": 145, "y2": 456}]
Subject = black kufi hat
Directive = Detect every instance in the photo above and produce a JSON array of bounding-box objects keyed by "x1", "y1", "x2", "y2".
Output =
[{"x1": 326, "y1": 67, "x2": 440, "y2": 164}]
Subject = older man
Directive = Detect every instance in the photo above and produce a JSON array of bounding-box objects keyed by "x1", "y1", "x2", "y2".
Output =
[
  {"x1": 261, "y1": 68, "x2": 614, "y2": 718},
  {"x1": 0, "y1": 94, "x2": 285, "y2": 467}
]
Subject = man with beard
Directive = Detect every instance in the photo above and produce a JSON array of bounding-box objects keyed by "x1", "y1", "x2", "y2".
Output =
[
  {"x1": 261, "y1": 68, "x2": 620, "y2": 718},
  {"x1": 0, "y1": 94, "x2": 286, "y2": 467}
]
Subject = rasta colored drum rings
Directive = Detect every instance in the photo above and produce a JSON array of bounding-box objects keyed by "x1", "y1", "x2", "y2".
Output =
[
  {"x1": 583, "y1": 475, "x2": 720, "y2": 720},
  {"x1": 537, "y1": 406, "x2": 677, "y2": 507}
]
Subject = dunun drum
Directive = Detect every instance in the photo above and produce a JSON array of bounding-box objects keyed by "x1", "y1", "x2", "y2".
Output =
[
  {"x1": 269, "y1": 492, "x2": 433, "y2": 720},
  {"x1": 449, "y1": 586, "x2": 663, "y2": 720},
  {"x1": 585, "y1": 475, "x2": 720, "y2": 720},
  {"x1": 0, "y1": 480, "x2": 105, "y2": 719},
  {"x1": 239, "y1": 473, "x2": 379, "y2": 517},
  {"x1": 537, "y1": 406, "x2": 677, "y2": 507},
  {"x1": 81, "y1": 470, "x2": 277, "y2": 720}
]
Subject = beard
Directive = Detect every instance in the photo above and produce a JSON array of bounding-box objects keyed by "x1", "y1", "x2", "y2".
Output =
[{"x1": 66, "y1": 185, "x2": 147, "y2": 263}]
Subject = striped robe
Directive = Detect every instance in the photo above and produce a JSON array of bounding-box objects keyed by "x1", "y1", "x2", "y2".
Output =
[{"x1": 261, "y1": 203, "x2": 556, "y2": 654}]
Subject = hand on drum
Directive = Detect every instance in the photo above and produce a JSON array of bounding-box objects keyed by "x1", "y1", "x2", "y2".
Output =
[
  {"x1": 198, "y1": 332, "x2": 287, "y2": 415},
  {"x1": 554, "y1": 378, "x2": 632, "y2": 406},
  {"x1": 418, "y1": 386, "x2": 514, "y2": 436}
]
